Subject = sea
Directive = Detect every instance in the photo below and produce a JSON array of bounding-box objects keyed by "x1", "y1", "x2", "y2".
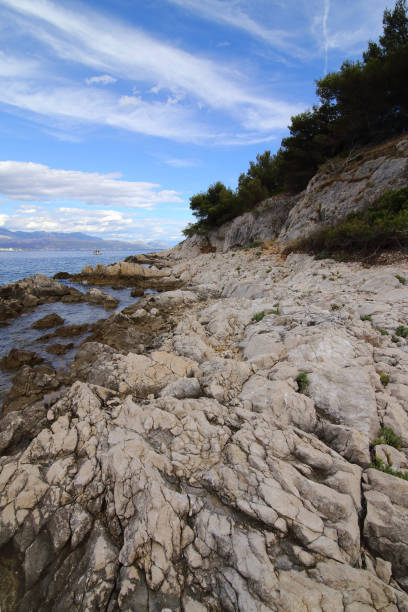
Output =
[
  {"x1": 0, "y1": 248, "x2": 152, "y2": 286},
  {"x1": 0, "y1": 249, "x2": 155, "y2": 405}
]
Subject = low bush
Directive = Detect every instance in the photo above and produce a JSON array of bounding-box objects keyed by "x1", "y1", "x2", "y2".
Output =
[
  {"x1": 285, "y1": 187, "x2": 408, "y2": 258},
  {"x1": 373, "y1": 426, "x2": 402, "y2": 449},
  {"x1": 370, "y1": 457, "x2": 408, "y2": 481},
  {"x1": 296, "y1": 372, "x2": 309, "y2": 393}
]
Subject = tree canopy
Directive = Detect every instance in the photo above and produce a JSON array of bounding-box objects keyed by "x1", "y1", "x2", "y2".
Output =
[{"x1": 184, "y1": 1, "x2": 408, "y2": 236}]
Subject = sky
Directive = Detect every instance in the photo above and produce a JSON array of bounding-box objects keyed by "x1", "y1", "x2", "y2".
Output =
[{"x1": 0, "y1": 0, "x2": 394, "y2": 245}]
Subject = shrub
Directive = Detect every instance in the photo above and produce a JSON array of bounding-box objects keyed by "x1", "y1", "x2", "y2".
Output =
[
  {"x1": 377, "y1": 327, "x2": 389, "y2": 335},
  {"x1": 252, "y1": 312, "x2": 265, "y2": 322},
  {"x1": 374, "y1": 426, "x2": 402, "y2": 449},
  {"x1": 380, "y1": 373, "x2": 390, "y2": 386},
  {"x1": 395, "y1": 273, "x2": 406, "y2": 284},
  {"x1": 286, "y1": 187, "x2": 408, "y2": 258},
  {"x1": 395, "y1": 325, "x2": 408, "y2": 337},
  {"x1": 370, "y1": 457, "x2": 408, "y2": 481},
  {"x1": 296, "y1": 372, "x2": 309, "y2": 393},
  {"x1": 360, "y1": 314, "x2": 372, "y2": 321}
]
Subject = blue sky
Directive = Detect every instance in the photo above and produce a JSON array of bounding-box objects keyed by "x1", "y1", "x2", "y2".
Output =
[{"x1": 0, "y1": 0, "x2": 393, "y2": 245}]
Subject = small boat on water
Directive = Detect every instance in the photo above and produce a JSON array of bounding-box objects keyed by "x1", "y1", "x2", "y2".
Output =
[{"x1": 93, "y1": 249, "x2": 101, "y2": 255}]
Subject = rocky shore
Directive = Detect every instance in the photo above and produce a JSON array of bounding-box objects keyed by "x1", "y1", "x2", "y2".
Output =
[{"x1": 1, "y1": 242, "x2": 408, "y2": 611}]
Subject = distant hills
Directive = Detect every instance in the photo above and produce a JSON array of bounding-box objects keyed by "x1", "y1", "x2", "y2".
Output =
[{"x1": 0, "y1": 229, "x2": 168, "y2": 251}]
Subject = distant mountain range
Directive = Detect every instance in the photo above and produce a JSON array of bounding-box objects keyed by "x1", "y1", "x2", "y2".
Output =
[{"x1": 0, "y1": 228, "x2": 168, "y2": 251}]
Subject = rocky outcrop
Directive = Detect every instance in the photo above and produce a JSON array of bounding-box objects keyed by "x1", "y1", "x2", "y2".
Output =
[
  {"x1": 2, "y1": 245, "x2": 408, "y2": 610},
  {"x1": 0, "y1": 274, "x2": 84, "y2": 323},
  {"x1": 279, "y1": 137, "x2": 408, "y2": 243},
  {"x1": 69, "y1": 260, "x2": 183, "y2": 290}
]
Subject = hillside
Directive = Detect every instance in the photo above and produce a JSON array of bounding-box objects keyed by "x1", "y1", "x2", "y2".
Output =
[{"x1": 173, "y1": 135, "x2": 408, "y2": 258}]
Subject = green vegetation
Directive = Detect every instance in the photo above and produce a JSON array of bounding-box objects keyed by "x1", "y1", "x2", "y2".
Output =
[
  {"x1": 395, "y1": 273, "x2": 407, "y2": 284},
  {"x1": 360, "y1": 314, "x2": 372, "y2": 321},
  {"x1": 296, "y1": 372, "x2": 309, "y2": 393},
  {"x1": 183, "y1": 1, "x2": 408, "y2": 237},
  {"x1": 331, "y1": 303, "x2": 341, "y2": 310},
  {"x1": 377, "y1": 327, "x2": 389, "y2": 335},
  {"x1": 395, "y1": 324, "x2": 408, "y2": 337},
  {"x1": 252, "y1": 312, "x2": 265, "y2": 322},
  {"x1": 380, "y1": 373, "x2": 390, "y2": 387},
  {"x1": 370, "y1": 456, "x2": 408, "y2": 481},
  {"x1": 286, "y1": 186, "x2": 408, "y2": 257},
  {"x1": 392, "y1": 334, "x2": 400, "y2": 343},
  {"x1": 374, "y1": 426, "x2": 402, "y2": 449}
]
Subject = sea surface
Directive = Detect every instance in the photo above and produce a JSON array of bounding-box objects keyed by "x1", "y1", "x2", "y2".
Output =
[
  {"x1": 0, "y1": 248, "x2": 152, "y2": 286},
  {"x1": 0, "y1": 249, "x2": 155, "y2": 406}
]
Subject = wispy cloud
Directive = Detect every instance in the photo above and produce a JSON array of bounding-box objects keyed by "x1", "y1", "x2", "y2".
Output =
[
  {"x1": 164, "y1": 157, "x2": 201, "y2": 168},
  {"x1": 167, "y1": 0, "x2": 304, "y2": 58},
  {"x1": 85, "y1": 74, "x2": 117, "y2": 85},
  {"x1": 0, "y1": 161, "x2": 182, "y2": 208},
  {"x1": 0, "y1": 0, "x2": 301, "y2": 143}
]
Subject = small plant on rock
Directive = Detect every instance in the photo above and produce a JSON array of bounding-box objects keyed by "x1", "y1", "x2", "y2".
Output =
[
  {"x1": 373, "y1": 426, "x2": 402, "y2": 449},
  {"x1": 377, "y1": 327, "x2": 389, "y2": 336},
  {"x1": 395, "y1": 274, "x2": 406, "y2": 285},
  {"x1": 331, "y1": 303, "x2": 341, "y2": 311},
  {"x1": 395, "y1": 325, "x2": 408, "y2": 338},
  {"x1": 252, "y1": 311, "x2": 265, "y2": 322},
  {"x1": 378, "y1": 372, "x2": 390, "y2": 387},
  {"x1": 296, "y1": 372, "x2": 309, "y2": 394},
  {"x1": 370, "y1": 457, "x2": 408, "y2": 481},
  {"x1": 360, "y1": 314, "x2": 372, "y2": 322}
]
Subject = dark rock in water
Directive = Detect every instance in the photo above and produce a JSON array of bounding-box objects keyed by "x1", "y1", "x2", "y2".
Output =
[
  {"x1": 131, "y1": 287, "x2": 144, "y2": 297},
  {"x1": 31, "y1": 313, "x2": 65, "y2": 330},
  {"x1": 56, "y1": 323, "x2": 92, "y2": 338},
  {"x1": 46, "y1": 342, "x2": 74, "y2": 355},
  {"x1": 53, "y1": 271, "x2": 71, "y2": 279},
  {"x1": 111, "y1": 284, "x2": 126, "y2": 290},
  {"x1": 0, "y1": 348, "x2": 43, "y2": 370},
  {"x1": 84, "y1": 288, "x2": 119, "y2": 309},
  {"x1": 0, "y1": 274, "x2": 85, "y2": 322},
  {"x1": 2, "y1": 364, "x2": 62, "y2": 414}
]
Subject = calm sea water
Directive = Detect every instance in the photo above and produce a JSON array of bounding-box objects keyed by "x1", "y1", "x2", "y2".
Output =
[
  {"x1": 0, "y1": 249, "x2": 155, "y2": 405},
  {"x1": 0, "y1": 248, "x2": 152, "y2": 285}
]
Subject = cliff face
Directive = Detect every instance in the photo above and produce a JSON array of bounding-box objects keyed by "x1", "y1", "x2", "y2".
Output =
[{"x1": 172, "y1": 135, "x2": 408, "y2": 257}]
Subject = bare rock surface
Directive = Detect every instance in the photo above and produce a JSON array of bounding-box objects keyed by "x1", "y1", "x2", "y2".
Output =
[{"x1": 2, "y1": 237, "x2": 408, "y2": 609}]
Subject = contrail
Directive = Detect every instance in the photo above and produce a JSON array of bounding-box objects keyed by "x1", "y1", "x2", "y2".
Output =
[{"x1": 322, "y1": 0, "x2": 330, "y2": 74}]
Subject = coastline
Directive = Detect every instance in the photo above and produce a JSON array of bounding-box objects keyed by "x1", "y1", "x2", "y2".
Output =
[{"x1": 1, "y1": 245, "x2": 408, "y2": 609}]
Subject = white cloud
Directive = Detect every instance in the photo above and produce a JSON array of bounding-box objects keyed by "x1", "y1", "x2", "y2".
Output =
[
  {"x1": 4, "y1": 206, "x2": 189, "y2": 242},
  {"x1": 0, "y1": 0, "x2": 302, "y2": 141},
  {"x1": 85, "y1": 74, "x2": 117, "y2": 85},
  {"x1": 0, "y1": 161, "x2": 182, "y2": 208},
  {"x1": 167, "y1": 0, "x2": 304, "y2": 58},
  {"x1": 164, "y1": 157, "x2": 201, "y2": 168},
  {"x1": 0, "y1": 214, "x2": 8, "y2": 226}
]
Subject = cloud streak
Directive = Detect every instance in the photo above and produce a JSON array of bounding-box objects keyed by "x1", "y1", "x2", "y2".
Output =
[
  {"x1": 0, "y1": 0, "x2": 301, "y2": 143},
  {"x1": 0, "y1": 161, "x2": 182, "y2": 208}
]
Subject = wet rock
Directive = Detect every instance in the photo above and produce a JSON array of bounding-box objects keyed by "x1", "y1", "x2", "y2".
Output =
[
  {"x1": 130, "y1": 287, "x2": 144, "y2": 297},
  {"x1": 84, "y1": 288, "x2": 119, "y2": 309},
  {"x1": 31, "y1": 313, "x2": 65, "y2": 330},
  {"x1": 46, "y1": 342, "x2": 74, "y2": 355},
  {"x1": 0, "y1": 275, "x2": 84, "y2": 322},
  {"x1": 1, "y1": 348, "x2": 44, "y2": 370},
  {"x1": 2, "y1": 364, "x2": 62, "y2": 415}
]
